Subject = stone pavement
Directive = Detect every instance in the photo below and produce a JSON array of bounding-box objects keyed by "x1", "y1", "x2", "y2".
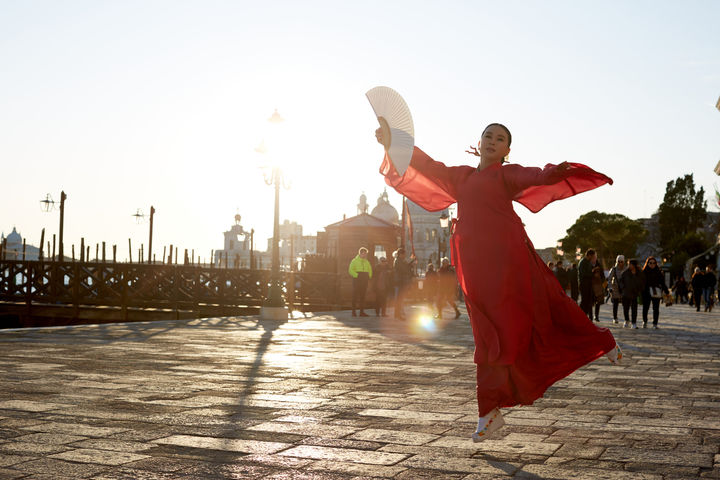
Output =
[{"x1": 0, "y1": 301, "x2": 718, "y2": 479}]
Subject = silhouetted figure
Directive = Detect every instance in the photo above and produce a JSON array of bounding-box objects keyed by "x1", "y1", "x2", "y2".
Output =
[{"x1": 348, "y1": 247, "x2": 372, "y2": 317}]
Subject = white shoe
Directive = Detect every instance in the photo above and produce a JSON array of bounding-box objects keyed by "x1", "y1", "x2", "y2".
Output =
[
  {"x1": 623, "y1": 321, "x2": 630, "y2": 328},
  {"x1": 471, "y1": 408, "x2": 505, "y2": 442},
  {"x1": 607, "y1": 344, "x2": 623, "y2": 365}
]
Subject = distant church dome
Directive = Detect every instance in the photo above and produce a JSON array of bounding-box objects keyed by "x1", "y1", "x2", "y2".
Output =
[
  {"x1": 371, "y1": 190, "x2": 399, "y2": 225},
  {"x1": 357, "y1": 192, "x2": 369, "y2": 215},
  {"x1": 6, "y1": 227, "x2": 21, "y2": 246}
]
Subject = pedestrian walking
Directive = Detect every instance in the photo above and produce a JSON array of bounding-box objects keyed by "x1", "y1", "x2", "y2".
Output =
[
  {"x1": 703, "y1": 265, "x2": 717, "y2": 312},
  {"x1": 392, "y1": 248, "x2": 415, "y2": 320},
  {"x1": 373, "y1": 257, "x2": 391, "y2": 316},
  {"x1": 554, "y1": 260, "x2": 570, "y2": 295},
  {"x1": 671, "y1": 276, "x2": 688, "y2": 304},
  {"x1": 607, "y1": 255, "x2": 627, "y2": 324},
  {"x1": 591, "y1": 261, "x2": 605, "y2": 322},
  {"x1": 424, "y1": 263, "x2": 439, "y2": 312},
  {"x1": 620, "y1": 259, "x2": 645, "y2": 328},
  {"x1": 437, "y1": 257, "x2": 461, "y2": 319},
  {"x1": 578, "y1": 249, "x2": 597, "y2": 319},
  {"x1": 376, "y1": 122, "x2": 619, "y2": 443},
  {"x1": 641, "y1": 256, "x2": 669, "y2": 329},
  {"x1": 348, "y1": 247, "x2": 372, "y2": 317},
  {"x1": 691, "y1": 267, "x2": 704, "y2": 312},
  {"x1": 569, "y1": 263, "x2": 579, "y2": 303}
]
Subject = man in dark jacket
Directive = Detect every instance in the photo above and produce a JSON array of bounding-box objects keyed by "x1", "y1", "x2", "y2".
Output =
[
  {"x1": 554, "y1": 260, "x2": 569, "y2": 295},
  {"x1": 437, "y1": 257, "x2": 461, "y2": 319},
  {"x1": 578, "y1": 249, "x2": 597, "y2": 319},
  {"x1": 691, "y1": 267, "x2": 704, "y2": 312},
  {"x1": 620, "y1": 259, "x2": 645, "y2": 328},
  {"x1": 703, "y1": 265, "x2": 717, "y2": 312},
  {"x1": 569, "y1": 263, "x2": 579, "y2": 303}
]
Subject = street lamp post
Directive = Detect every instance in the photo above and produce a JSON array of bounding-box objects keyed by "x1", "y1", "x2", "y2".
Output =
[
  {"x1": 438, "y1": 212, "x2": 448, "y2": 263},
  {"x1": 263, "y1": 167, "x2": 286, "y2": 310},
  {"x1": 258, "y1": 109, "x2": 289, "y2": 320},
  {"x1": 148, "y1": 206, "x2": 155, "y2": 264},
  {"x1": 439, "y1": 211, "x2": 450, "y2": 264},
  {"x1": 58, "y1": 191, "x2": 66, "y2": 261}
]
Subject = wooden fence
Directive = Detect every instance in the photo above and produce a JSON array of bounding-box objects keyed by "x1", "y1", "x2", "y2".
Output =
[{"x1": 0, "y1": 260, "x2": 344, "y2": 325}]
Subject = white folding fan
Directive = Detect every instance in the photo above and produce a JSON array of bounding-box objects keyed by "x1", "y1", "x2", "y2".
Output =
[{"x1": 366, "y1": 86, "x2": 414, "y2": 175}]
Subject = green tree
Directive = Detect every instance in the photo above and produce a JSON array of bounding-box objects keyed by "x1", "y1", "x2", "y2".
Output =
[
  {"x1": 667, "y1": 231, "x2": 711, "y2": 279},
  {"x1": 658, "y1": 174, "x2": 707, "y2": 251},
  {"x1": 560, "y1": 211, "x2": 647, "y2": 268}
]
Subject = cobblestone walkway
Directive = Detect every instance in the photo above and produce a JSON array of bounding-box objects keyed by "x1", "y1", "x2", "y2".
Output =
[{"x1": 0, "y1": 302, "x2": 718, "y2": 479}]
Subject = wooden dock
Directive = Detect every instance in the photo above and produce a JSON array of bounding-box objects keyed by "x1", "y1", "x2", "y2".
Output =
[{"x1": 0, "y1": 260, "x2": 343, "y2": 327}]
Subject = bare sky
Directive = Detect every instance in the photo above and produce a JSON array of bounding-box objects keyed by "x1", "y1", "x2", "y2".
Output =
[{"x1": 1, "y1": 0, "x2": 719, "y2": 260}]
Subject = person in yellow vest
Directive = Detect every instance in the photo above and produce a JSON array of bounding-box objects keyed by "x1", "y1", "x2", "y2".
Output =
[{"x1": 349, "y1": 247, "x2": 373, "y2": 317}]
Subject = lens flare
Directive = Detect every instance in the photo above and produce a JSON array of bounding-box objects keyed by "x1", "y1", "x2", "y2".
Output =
[{"x1": 418, "y1": 314, "x2": 437, "y2": 334}]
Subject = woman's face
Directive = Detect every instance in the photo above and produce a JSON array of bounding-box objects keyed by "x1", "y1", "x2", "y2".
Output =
[
  {"x1": 478, "y1": 125, "x2": 511, "y2": 163},
  {"x1": 648, "y1": 258, "x2": 657, "y2": 269}
]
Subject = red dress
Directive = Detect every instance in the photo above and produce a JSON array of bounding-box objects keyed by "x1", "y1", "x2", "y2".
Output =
[{"x1": 381, "y1": 147, "x2": 617, "y2": 416}]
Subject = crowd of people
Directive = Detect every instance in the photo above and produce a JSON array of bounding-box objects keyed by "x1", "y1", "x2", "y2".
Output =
[
  {"x1": 348, "y1": 246, "x2": 461, "y2": 320},
  {"x1": 547, "y1": 248, "x2": 717, "y2": 329}
]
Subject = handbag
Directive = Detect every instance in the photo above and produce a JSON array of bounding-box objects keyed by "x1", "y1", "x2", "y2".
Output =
[{"x1": 650, "y1": 286, "x2": 662, "y2": 298}]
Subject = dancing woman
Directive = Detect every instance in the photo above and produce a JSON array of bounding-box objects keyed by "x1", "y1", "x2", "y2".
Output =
[{"x1": 375, "y1": 123, "x2": 621, "y2": 441}]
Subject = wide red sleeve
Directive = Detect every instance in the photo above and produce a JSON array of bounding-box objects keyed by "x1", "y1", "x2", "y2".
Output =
[
  {"x1": 503, "y1": 162, "x2": 613, "y2": 213},
  {"x1": 379, "y1": 147, "x2": 472, "y2": 212}
]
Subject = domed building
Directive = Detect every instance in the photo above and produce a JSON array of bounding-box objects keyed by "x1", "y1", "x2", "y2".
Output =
[
  {"x1": 370, "y1": 189, "x2": 400, "y2": 225},
  {"x1": 406, "y1": 200, "x2": 451, "y2": 268},
  {"x1": 1, "y1": 227, "x2": 41, "y2": 260},
  {"x1": 214, "y1": 215, "x2": 260, "y2": 268}
]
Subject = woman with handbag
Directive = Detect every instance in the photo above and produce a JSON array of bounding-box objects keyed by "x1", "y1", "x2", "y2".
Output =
[
  {"x1": 641, "y1": 256, "x2": 669, "y2": 329},
  {"x1": 607, "y1": 255, "x2": 627, "y2": 324}
]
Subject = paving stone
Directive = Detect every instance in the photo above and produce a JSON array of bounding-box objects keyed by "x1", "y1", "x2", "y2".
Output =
[
  {"x1": 0, "y1": 467, "x2": 27, "y2": 479},
  {"x1": 397, "y1": 454, "x2": 517, "y2": 475},
  {"x1": 0, "y1": 441, "x2": 68, "y2": 455},
  {"x1": 0, "y1": 400, "x2": 73, "y2": 412},
  {"x1": 357, "y1": 408, "x2": 463, "y2": 422},
  {"x1": 278, "y1": 445, "x2": 408, "y2": 465},
  {"x1": 306, "y1": 459, "x2": 407, "y2": 477},
  {"x1": 13, "y1": 432, "x2": 88, "y2": 445},
  {"x1": 348, "y1": 428, "x2": 439, "y2": 445},
  {"x1": 430, "y1": 436, "x2": 562, "y2": 456},
  {"x1": 154, "y1": 434, "x2": 290, "y2": 454},
  {"x1": 397, "y1": 470, "x2": 467, "y2": 479},
  {"x1": 20, "y1": 422, "x2": 128, "y2": 437},
  {"x1": 623, "y1": 462, "x2": 702, "y2": 477},
  {"x1": 93, "y1": 468, "x2": 195, "y2": 479},
  {"x1": 175, "y1": 460, "x2": 277, "y2": 479},
  {"x1": 247, "y1": 421, "x2": 358, "y2": 438},
  {"x1": 0, "y1": 454, "x2": 34, "y2": 467},
  {"x1": 553, "y1": 443, "x2": 606, "y2": 459},
  {"x1": 239, "y1": 453, "x2": 314, "y2": 469},
  {"x1": 50, "y1": 448, "x2": 151, "y2": 465},
  {"x1": 1, "y1": 305, "x2": 719, "y2": 477},
  {"x1": 298, "y1": 436, "x2": 384, "y2": 450},
  {"x1": 515, "y1": 464, "x2": 663, "y2": 479},
  {"x1": 9, "y1": 457, "x2": 109, "y2": 478},
  {"x1": 600, "y1": 446, "x2": 714, "y2": 467},
  {"x1": 69, "y1": 438, "x2": 155, "y2": 452}
]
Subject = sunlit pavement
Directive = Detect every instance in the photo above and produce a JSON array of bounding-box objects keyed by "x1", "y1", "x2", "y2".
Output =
[{"x1": 0, "y1": 302, "x2": 718, "y2": 479}]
